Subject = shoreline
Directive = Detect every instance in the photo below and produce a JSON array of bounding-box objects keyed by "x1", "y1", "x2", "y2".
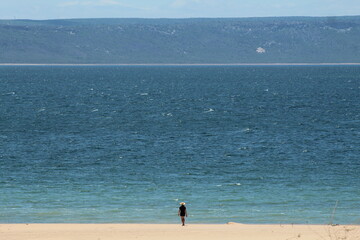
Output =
[
  {"x1": 1, "y1": 62, "x2": 360, "y2": 66},
  {"x1": 1, "y1": 223, "x2": 359, "y2": 240}
]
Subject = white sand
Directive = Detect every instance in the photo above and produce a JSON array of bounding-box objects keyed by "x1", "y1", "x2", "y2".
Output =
[{"x1": 1, "y1": 223, "x2": 359, "y2": 240}]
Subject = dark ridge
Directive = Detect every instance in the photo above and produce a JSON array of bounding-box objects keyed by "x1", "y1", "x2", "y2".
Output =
[{"x1": 1, "y1": 16, "x2": 360, "y2": 63}]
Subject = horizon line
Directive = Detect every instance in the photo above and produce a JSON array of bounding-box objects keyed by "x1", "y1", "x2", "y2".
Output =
[
  {"x1": 1, "y1": 63, "x2": 360, "y2": 67},
  {"x1": 2, "y1": 15, "x2": 360, "y2": 21}
]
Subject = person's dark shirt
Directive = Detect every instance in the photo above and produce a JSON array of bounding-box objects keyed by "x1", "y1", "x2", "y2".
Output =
[{"x1": 179, "y1": 205, "x2": 186, "y2": 216}]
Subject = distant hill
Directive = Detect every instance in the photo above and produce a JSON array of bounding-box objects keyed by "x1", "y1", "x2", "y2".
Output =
[{"x1": 1, "y1": 16, "x2": 360, "y2": 63}]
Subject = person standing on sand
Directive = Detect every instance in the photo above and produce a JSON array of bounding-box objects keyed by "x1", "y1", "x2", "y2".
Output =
[{"x1": 178, "y1": 202, "x2": 188, "y2": 226}]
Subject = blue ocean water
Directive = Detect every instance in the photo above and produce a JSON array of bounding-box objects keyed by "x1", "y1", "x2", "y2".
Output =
[{"x1": 0, "y1": 65, "x2": 359, "y2": 224}]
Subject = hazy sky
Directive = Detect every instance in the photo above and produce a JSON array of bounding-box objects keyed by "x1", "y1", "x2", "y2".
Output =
[{"x1": 0, "y1": 0, "x2": 359, "y2": 20}]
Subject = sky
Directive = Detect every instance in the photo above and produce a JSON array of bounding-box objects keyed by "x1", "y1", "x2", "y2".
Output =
[{"x1": 0, "y1": 0, "x2": 359, "y2": 20}]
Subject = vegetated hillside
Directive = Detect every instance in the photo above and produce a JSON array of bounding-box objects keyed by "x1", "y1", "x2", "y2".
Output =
[{"x1": 0, "y1": 16, "x2": 360, "y2": 63}]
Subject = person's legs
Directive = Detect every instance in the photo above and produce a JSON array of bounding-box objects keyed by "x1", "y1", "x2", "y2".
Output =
[{"x1": 181, "y1": 216, "x2": 185, "y2": 226}]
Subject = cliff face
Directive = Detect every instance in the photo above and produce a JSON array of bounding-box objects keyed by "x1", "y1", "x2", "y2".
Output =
[{"x1": 1, "y1": 17, "x2": 360, "y2": 63}]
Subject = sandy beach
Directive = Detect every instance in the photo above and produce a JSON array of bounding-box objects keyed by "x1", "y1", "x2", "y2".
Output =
[{"x1": 1, "y1": 223, "x2": 359, "y2": 240}]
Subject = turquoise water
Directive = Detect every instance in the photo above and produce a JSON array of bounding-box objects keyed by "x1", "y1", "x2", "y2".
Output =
[{"x1": 0, "y1": 66, "x2": 359, "y2": 224}]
